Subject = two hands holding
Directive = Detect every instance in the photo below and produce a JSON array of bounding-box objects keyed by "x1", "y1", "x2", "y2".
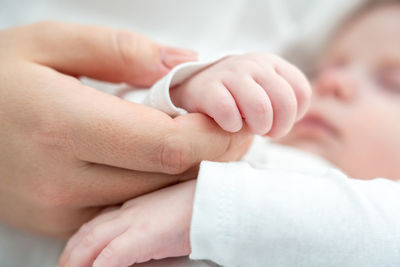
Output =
[
  {"x1": 60, "y1": 42, "x2": 312, "y2": 265},
  {"x1": 0, "y1": 21, "x2": 311, "y2": 266},
  {"x1": 0, "y1": 21, "x2": 251, "y2": 237}
]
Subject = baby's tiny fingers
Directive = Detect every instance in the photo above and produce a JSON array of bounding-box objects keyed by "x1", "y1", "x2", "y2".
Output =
[
  {"x1": 254, "y1": 71, "x2": 297, "y2": 138},
  {"x1": 93, "y1": 229, "x2": 149, "y2": 267},
  {"x1": 273, "y1": 60, "x2": 312, "y2": 120},
  {"x1": 197, "y1": 82, "x2": 243, "y2": 132},
  {"x1": 224, "y1": 75, "x2": 273, "y2": 135},
  {"x1": 60, "y1": 207, "x2": 120, "y2": 266},
  {"x1": 63, "y1": 216, "x2": 130, "y2": 267}
]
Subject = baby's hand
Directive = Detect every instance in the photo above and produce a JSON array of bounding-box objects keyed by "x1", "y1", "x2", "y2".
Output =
[
  {"x1": 59, "y1": 181, "x2": 195, "y2": 267},
  {"x1": 171, "y1": 53, "x2": 311, "y2": 137}
]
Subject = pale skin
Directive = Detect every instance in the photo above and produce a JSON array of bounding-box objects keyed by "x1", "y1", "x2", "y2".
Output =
[
  {"x1": 0, "y1": 21, "x2": 254, "y2": 239},
  {"x1": 60, "y1": 36, "x2": 312, "y2": 267},
  {"x1": 61, "y1": 3, "x2": 400, "y2": 267},
  {"x1": 278, "y1": 2, "x2": 400, "y2": 179},
  {"x1": 170, "y1": 53, "x2": 312, "y2": 136}
]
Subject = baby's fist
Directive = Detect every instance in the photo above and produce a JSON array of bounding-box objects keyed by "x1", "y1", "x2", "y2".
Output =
[{"x1": 171, "y1": 53, "x2": 311, "y2": 137}]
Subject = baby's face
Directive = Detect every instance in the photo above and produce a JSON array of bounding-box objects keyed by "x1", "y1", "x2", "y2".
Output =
[{"x1": 278, "y1": 3, "x2": 400, "y2": 179}]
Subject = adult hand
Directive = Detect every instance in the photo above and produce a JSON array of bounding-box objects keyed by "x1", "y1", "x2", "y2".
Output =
[{"x1": 0, "y1": 21, "x2": 252, "y2": 238}]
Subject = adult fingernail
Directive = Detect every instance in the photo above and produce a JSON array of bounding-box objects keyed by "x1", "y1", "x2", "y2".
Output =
[{"x1": 160, "y1": 46, "x2": 198, "y2": 68}]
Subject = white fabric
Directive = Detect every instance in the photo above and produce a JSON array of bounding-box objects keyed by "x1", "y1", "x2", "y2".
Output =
[
  {"x1": 191, "y1": 161, "x2": 400, "y2": 267},
  {"x1": 124, "y1": 54, "x2": 233, "y2": 117},
  {"x1": 0, "y1": 0, "x2": 367, "y2": 266},
  {"x1": 0, "y1": 0, "x2": 364, "y2": 66}
]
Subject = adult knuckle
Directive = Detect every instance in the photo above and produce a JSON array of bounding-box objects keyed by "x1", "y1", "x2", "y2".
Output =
[
  {"x1": 113, "y1": 30, "x2": 140, "y2": 66},
  {"x1": 160, "y1": 132, "x2": 192, "y2": 174}
]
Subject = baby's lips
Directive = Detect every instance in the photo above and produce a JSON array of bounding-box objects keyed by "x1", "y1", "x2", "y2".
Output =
[{"x1": 159, "y1": 46, "x2": 198, "y2": 68}]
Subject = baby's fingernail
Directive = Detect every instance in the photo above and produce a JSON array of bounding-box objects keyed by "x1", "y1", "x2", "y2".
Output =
[{"x1": 160, "y1": 46, "x2": 198, "y2": 68}]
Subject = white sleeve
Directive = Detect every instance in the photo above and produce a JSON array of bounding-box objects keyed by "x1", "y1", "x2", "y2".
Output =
[
  {"x1": 123, "y1": 54, "x2": 234, "y2": 117},
  {"x1": 190, "y1": 161, "x2": 400, "y2": 267}
]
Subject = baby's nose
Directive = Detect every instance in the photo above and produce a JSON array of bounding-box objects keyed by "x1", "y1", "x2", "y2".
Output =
[{"x1": 312, "y1": 67, "x2": 358, "y2": 102}]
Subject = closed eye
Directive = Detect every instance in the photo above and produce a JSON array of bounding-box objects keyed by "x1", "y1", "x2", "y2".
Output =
[{"x1": 377, "y1": 68, "x2": 400, "y2": 93}]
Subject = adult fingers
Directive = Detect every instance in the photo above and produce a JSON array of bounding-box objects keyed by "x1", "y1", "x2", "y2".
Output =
[
  {"x1": 20, "y1": 61, "x2": 248, "y2": 174},
  {"x1": 8, "y1": 21, "x2": 197, "y2": 87},
  {"x1": 2, "y1": 62, "x2": 191, "y2": 204},
  {"x1": 20, "y1": 61, "x2": 250, "y2": 176}
]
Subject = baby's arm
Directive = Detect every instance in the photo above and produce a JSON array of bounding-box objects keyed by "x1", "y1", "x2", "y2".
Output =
[
  {"x1": 60, "y1": 180, "x2": 196, "y2": 267},
  {"x1": 60, "y1": 163, "x2": 400, "y2": 267},
  {"x1": 170, "y1": 53, "x2": 311, "y2": 137}
]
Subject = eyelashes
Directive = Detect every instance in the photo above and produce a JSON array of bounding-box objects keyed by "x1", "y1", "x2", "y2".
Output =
[
  {"x1": 308, "y1": 55, "x2": 400, "y2": 95},
  {"x1": 376, "y1": 68, "x2": 400, "y2": 93}
]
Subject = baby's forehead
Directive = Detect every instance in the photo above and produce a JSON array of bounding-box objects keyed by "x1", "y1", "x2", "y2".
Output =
[
  {"x1": 350, "y1": 3, "x2": 400, "y2": 34},
  {"x1": 325, "y1": 2, "x2": 400, "y2": 64}
]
